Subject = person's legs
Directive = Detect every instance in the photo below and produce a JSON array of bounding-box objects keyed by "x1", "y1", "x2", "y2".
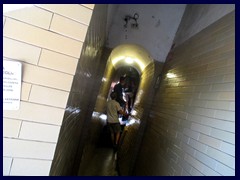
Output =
[
  {"x1": 110, "y1": 132, "x2": 115, "y2": 145},
  {"x1": 108, "y1": 123, "x2": 115, "y2": 146},
  {"x1": 115, "y1": 132, "x2": 120, "y2": 145},
  {"x1": 113, "y1": 123, "x2": 121, "y2": 146},
  {"x1": 109, "y1": 123, "x2": 121, "y2": 151}
]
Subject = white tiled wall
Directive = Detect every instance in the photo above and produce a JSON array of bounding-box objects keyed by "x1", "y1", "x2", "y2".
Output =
[
  {"x1": 3, "y1": 37, "x2": 41, "y2": 65},
  {"x1": 4, "y1": 18, "x2": 83, "y2": 58},
  {"x1": 4, "y1": 138, "x2": 56, "y2": 159},
  {"x1": 3, "y1": 157, "x2": 12, "y2": 176},
  {"x1": 3, "y1": 5, "x2": 53, "y2": 29},
  {"x1": 4, "y1": 101, "x2": 65, "y2": 125},
  {"x1": 39, "y1": 49, "x2": 78, "y2": 75},
  {"x1": 29, "y1": 85, "x2": 69, "y2": 108},
  {"x1": 3, "y1": 16, "x2": 6, "y2": 27},
  {"x1": 10, "y1": 158, "x2": 52, "y2": 176},
  {"x1": 3, "y1": 118, "x2": 21, "y2": 138},
  {"x1": 50, "y1": 14, "x2": 88, "y2": 41},
  {"x1": 19, "y1": 121, "x2": 60, "y2": 142},
  {"x1": 22, "y1": 63, "x2": 74, "y2": 91},
  {"x1": 82, "y1": 4, "x2": 95, "y2": 10},
  {"x1": 3, "y1": 4, "x2": 93, "y2": 176},
  {"x1": 36, "y1": 4, "x2": 92, "y2": 25},
  {"x1": 20, "y1": 82, "x2": 32, "y2": 101}
]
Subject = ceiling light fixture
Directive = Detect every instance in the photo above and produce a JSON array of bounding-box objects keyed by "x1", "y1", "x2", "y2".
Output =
[
  {"x1": 112, "y1": 56, "x2": 125, "y2": 65},
  {"x1": 125, "y1": 57, "x2": 134, "y2": 64},
  {"x1": 112, "y1": 56, "x2": 145, "y2": 72}
]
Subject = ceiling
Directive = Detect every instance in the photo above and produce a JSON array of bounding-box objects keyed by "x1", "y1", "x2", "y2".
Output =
[{"x1": 106, "y1": 4, "x2": 186, "y2": 63}]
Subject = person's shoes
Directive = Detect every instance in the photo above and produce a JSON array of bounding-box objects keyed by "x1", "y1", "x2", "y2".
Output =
[{"x1": 114, "y1": 152, "x2": 118, "y2": 160}]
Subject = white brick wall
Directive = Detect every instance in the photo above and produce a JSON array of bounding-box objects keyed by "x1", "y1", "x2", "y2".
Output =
[
  {"x1": 3, "y1": 4, "x2": 93, "y2": 176},
  {"x1": 3, "y1": 37, "x2": 41, "y2": 64},
  {"x1": 50, "y1": 14, "x2": 88, "y2": 41},
  {"x1": 4, "y1": 138, "x2": 56, "y2": 159},
  {"x1": 3, "y1": 118, "x2": 21, "y2": 138},
  {"x1": 36, "y1": 4, "x2": 92, "y2": 25},
  {"x1": 3, "y1": 5, "x2": 53, "y2": 29},
  {"x1": 29, "y1": 85, "x2": 69, "y2": 108},
  {"x1": 38, "y1": 49, "x2": 78, "y2": 75},
  {"x1": 4, "y1": 101, "x2": 65, "y2": 125},
  {"x1": 22, "y1": 63, "x2": 74, "y2": 91},
  {"x1": 10, "y1": 158, "x2": 52, "y2": 176},
  {"x1": 4, "y1": 18, "x2": 83, "y2": 58},
  {"x1": 19, "y1": 122, "x2": 61, "y2": 143},
  {"x1": 3, "y1": 157, "x2": 12, "y2": 176}
]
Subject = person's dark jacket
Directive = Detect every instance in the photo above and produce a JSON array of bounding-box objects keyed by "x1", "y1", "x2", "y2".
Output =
[{"x1": 113, "y1": 83, "x2": 125, "y2": 107}]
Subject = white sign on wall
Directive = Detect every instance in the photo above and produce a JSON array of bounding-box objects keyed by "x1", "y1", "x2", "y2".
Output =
[{"x1": 3, "y1": 60, "x2": 22, "y2": 110}]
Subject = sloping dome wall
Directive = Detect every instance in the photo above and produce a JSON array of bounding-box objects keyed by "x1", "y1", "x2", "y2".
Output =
[
  {"x1": 117, "y1": 62, "x2": 155, "y2": 175},
  {"x1": 134, "y1": 11, "x2": 235, "y2": 176},
  {"x1": 94, "y1": 56, "x2": 116, "y2": 113},
  {"x1": 50, "y1": 4, "x2": 108, "y2": 175}
]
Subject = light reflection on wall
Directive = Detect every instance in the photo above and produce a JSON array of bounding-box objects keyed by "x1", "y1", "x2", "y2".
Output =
[
  {"x1": 134, "y1": 89, "x2": 143, "y2": 106},
  {"x1": 102, "y1": 77, "x2": 107, "y2": 82},
  {"x1": 166, "y1": 71, "x2": 181, "y2": 87},
  {"x1": 65, "y1": 106, "x2": 81, "y2": 114},
  {"x1": 166, "y1": 72, "x2": 177, "y2": 78}
]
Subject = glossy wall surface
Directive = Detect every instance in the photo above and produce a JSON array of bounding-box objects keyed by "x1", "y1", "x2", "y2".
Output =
[
  {"x1": 50, "y1": 5, "x2": 108, "y2": 175},
  {"x1": 134, "y1": 11, "x2": 235, "y2": 176},
  {"x1": 94, "y1": 54, "x2": 115, "y2": 113},
  {"x1": 117, "y1": 61, "x2": 164, "y2": 175}
]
